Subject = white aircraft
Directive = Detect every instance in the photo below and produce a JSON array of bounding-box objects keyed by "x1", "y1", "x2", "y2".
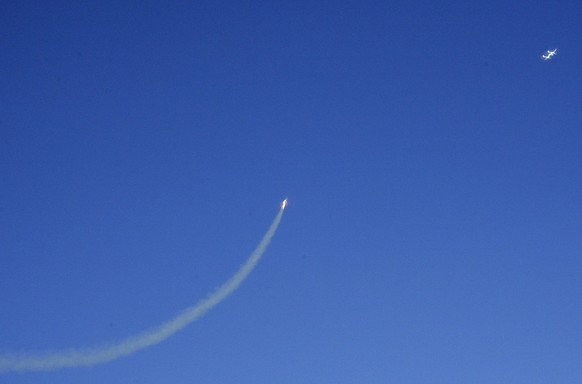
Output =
[{"x1": 542, "y1": 48, "x2": 557, "y2": 60}]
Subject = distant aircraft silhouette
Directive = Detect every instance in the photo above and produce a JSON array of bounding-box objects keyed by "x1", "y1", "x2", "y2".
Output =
[{"x1": 542, "y1": 48, "x2": 557, "y2": 60}]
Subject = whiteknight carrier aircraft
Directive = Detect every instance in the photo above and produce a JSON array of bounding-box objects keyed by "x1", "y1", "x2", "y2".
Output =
[{"x1": 542, "y1": 49, "x2": 557, "y2": 60}]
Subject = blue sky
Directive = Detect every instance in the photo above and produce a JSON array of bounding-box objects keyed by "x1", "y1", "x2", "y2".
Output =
[{"x1": 1, "y1": 0, "x2": 581, "y2": 382}]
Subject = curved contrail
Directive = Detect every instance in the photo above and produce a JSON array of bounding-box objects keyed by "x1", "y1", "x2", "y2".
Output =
[{"x1": 0, "y1": 204, "x2": 286, "y2": 372}]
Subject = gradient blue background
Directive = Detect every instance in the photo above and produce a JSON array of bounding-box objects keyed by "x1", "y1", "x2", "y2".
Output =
[{"x1": 1, "y1": 1, "x2": 581, "y2": 382}]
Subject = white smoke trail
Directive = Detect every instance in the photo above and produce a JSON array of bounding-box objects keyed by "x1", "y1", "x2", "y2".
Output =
[{"x1": 0, "y1": 206, "x2": 285, "y2": 373}]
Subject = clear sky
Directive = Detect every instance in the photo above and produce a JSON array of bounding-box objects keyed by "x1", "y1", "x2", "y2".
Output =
[{"x1": 1, "y1": 0, "x2": 581, "y2": 382}]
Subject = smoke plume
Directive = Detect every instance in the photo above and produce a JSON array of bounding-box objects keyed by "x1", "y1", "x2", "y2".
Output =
[{"x1": 0, "y1": 207, "x2": 285, "y2": 372}]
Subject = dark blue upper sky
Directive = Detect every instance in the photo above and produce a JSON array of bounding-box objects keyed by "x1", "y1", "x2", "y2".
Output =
[{"x1": 1, "y1": 1, "x2": 581, "y2": 383}]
